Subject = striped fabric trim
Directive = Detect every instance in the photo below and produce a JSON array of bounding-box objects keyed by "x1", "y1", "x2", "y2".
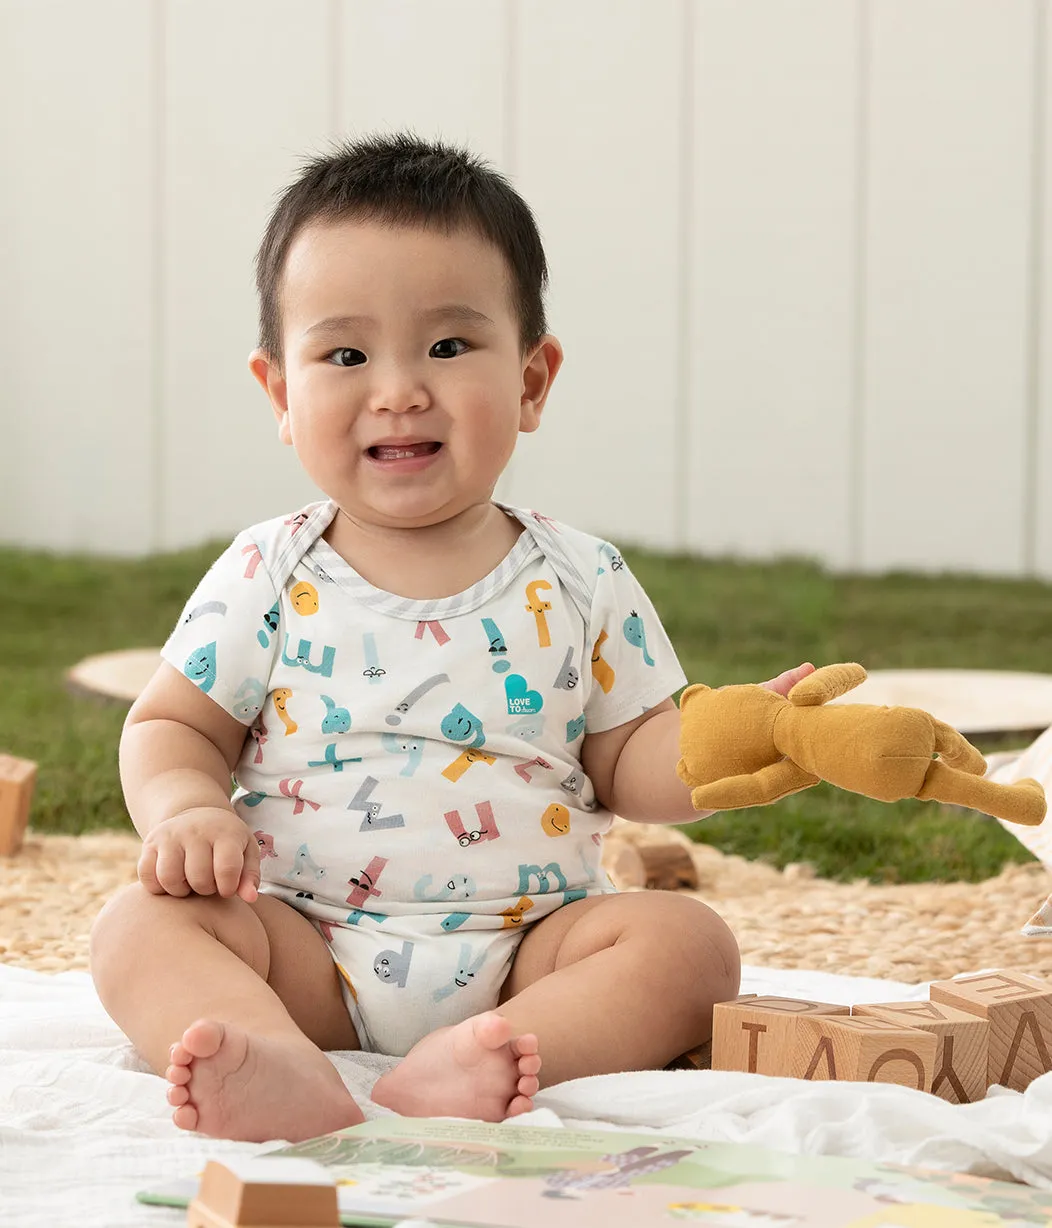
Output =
[{"x1": 305, "y1": 530, "x2": 543, "y2": 619}]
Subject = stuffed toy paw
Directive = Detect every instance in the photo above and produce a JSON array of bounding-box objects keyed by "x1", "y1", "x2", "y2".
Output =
[{"x1": 676, "y1": 662, "x2": 1046, "y2": 826}]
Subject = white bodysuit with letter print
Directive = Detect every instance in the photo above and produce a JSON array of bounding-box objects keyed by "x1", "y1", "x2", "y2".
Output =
[{"x1": 161, "y1": 501, "x2": 686, "y2": 1055}]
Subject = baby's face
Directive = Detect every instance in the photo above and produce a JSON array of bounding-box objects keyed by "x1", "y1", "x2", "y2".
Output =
[{"x1": 258, "y1": 219, "x2": 551, "y2": 533}]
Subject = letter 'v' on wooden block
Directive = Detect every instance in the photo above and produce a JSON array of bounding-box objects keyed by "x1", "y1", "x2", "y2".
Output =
[
  {"x1": 929, "y1": 969, "x2": 1052, "y2": 1092},
  {"x1": 711, "y1": 996, "x2": 850, "y2": 1076},
  {"x1": 791, "y1": 1016, "x2": 937, "y2": 1091},
  {"x1": 852, "y1": 1001, "x2": 989, "y2": 1104}
]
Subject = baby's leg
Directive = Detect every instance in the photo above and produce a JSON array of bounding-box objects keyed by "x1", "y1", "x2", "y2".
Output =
[
  {"x1": 495, "y1": 891, "x2": 740, "y2": 1086},
  {"x1": 90, "y1": 884, "x2": 362, "y2": 1142}
]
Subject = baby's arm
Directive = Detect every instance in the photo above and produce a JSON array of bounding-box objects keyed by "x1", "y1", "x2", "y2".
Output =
[
  {"x1": 582, "y1": 699, "x2": 697, "y2": 824},
  {"x1": 582, "y1": 662, "x2": 815, "y2": 825},
  {"x1": 120, "y1": 663, "x2": 260, "y2": 900}
]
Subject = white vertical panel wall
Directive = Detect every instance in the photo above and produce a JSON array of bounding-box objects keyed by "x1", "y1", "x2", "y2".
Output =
[
  {"x1": 503, "y1": 0, "x2": 684, "y2": 550},
  {"x1": 1035, "y1": 9, "x2": 1052, "y2": 577},
  {"x1": 2, "y1": 0, "x2": 1051, "y2": 580},
  {"x1": 337, "y1": 0, "x2": 509, "y2": 164},
  {"x1": 160, "y1": 0, "x2": 333, "y2": 551},
  {"x1": 0, "y1": 0, "x2": 155, "y2": 553},
  {"x1": 687, "y1": 0, "x2": 859, "y2": 566},
  {"x1": 861, "y1": 0, "x2": 1035, "y2": 573}
]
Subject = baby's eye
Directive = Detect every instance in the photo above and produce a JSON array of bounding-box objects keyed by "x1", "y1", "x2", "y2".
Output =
[
  {"x1": 429, "y1": 337, "x2": 468, "y2": 359},
  {"x1": 327, "y1": 348, "x2": 366, "y2": 367}
]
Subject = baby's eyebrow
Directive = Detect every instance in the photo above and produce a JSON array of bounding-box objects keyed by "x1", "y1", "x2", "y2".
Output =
[
  {"x1": 302, "y1": 314, "x2": 373, "y2": 340},
  {"x1": 418, "y1": 303, "x2": 495, "y2": 330},
  {"x1": 302, "y1": 304, "x2": 494, "y2": 341}
]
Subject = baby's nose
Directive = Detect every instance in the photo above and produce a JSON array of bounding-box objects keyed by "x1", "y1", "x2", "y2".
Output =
[{"x1": 369, "y1": 362, "x2": 429, "y2": 413}]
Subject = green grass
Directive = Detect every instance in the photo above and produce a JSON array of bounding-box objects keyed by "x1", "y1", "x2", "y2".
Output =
[{"x1": 2, "y1": 542, "x2": 1051, "y2": 883}]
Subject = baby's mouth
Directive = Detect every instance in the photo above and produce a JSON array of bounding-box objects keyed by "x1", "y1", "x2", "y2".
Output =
[{"x1": 367, "y1": 442, "x2": 442, "y2": 460}]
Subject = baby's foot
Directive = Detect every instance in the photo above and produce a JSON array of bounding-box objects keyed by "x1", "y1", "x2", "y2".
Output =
[
  {"x1": 370, "y1": 1011, "x2": 542, "y2": 1119},
  {"x1": 372, "y1": 1011, "x2": 541, "y2": 1121},
  {"x1": 165, "y1": 1019, "x2": 364, "y2": 1143}
]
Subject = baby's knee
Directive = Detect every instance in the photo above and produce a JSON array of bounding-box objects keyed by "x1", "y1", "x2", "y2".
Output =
[
  {"x1": 666, "y1": 895, "x2": 741, "y2": 1003},
  {"x1": 90, "y1": 883, "x2": 151, "y2": 987},
  {"x1": 89, "y1": 882, "x2": 262, "y2": 982},
  {"x1": 91, "y1": 882, "x2": 148, "y2": 947}
]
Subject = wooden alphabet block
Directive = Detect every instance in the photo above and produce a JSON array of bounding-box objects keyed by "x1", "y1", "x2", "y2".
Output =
[
  {"x1": 792, "y1": 1016, "x2": 937, "y2": 1091},
  {"x1": 929, "y1": 969, "x2": 1052, "y2": 1092},
  {"x1": 853, "y1": 1000, "x2": 989, "y2": 1104},
  {"x1": 712, "y1": 995, "x2": 850, "y2": 1075},
  {"x1": 187, "y1": 1157, "x2": 339, "y2": 1228},
  {"x1": 0, "y1": 755, "x2": 36, "y2": 856},
  {"x1": 666, "y1": 1039, "x2": 712, "y2": 1071}
]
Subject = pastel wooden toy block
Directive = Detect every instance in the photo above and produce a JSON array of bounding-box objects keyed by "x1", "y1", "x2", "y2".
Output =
[
  {"x1": 186, "y1": 1157, "x2": 340, "y2": 1228},
  {"x1": 929, "y1": 968, "x2": 1052, "y2": 1092},
  {"x1": 711, "y1": 995, "x2": 850, "y2": 1075},
  {"x1": 853, "y1": 1000, "x2": 989, "y2": 1104},
  {"x1": 0, "y1": 755, "x2": 36, "y2": 856},
  {"x1": 791, "y1": 1015, "x2": 937, "y2": 1091}
]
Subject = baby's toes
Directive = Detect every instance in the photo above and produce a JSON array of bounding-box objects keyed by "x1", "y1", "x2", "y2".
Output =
[
  {"x1": 511, "y1": 1032, "x2": 539, "y2": 1057},
  {"x1": 167, "y1": 1082, "x2": 191, "y2": 1107},
  {"x1": 517, "y1": 1073, "x2": 540, "y2": 1098},
  {"x1": 506, "y1": 1093, "x2": 534, "y2": 1118},
  {"x1": 170, "y1": 1040, "x2": 193, "y2": 1066},
  {"x1": 172, "y1": 1102, "x2": 200, "y2": 1132},
  {"x1": 516, "y1": 1052, "x2": 542, "y2": 1078},
  {"x1": 471, "y1": 1012, "x2": 512, "y2": 1050},
  {"x1": 166, "y1": 1062, "x2": 191, "y2": 1086}
]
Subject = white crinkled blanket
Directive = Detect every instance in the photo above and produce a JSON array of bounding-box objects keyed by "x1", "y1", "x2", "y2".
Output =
[{"x1": 5, "y1": 962, "x2": 1052, "y2": 1228}]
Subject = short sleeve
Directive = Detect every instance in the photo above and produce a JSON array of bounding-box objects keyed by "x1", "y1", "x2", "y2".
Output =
[
  {"x1": 160, "y1": 530, "x2": 281, "y2": 725},
  {"x1": 583, "y1": 545, "x2": 687, "y2": 734}
]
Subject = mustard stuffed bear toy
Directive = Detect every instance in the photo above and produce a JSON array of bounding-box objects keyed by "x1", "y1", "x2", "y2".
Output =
[{"x1": 676, "y1": 662, "x2": 1046, "y2": 826}]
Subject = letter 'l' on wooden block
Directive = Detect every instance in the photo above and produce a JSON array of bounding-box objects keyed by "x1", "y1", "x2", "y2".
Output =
[
  {"x1": 929, "y1": 969, "x2": 1052, "y2": 1092},
  {"x1": 711, "y1": 996, "x2": 850, "y2": 1075},
  {"x1": 792, "y1": 1016, "x2": 937, "y2": 1091},
  {"x1": 0, "y1": 755, "x2": 37, "y2": 856},
  {"x1": 852, "y1": 1001, "x2": 989, "y2": 1104}
]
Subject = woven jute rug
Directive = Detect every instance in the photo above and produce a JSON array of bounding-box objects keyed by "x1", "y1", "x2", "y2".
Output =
[{"x1": 5, "y1": 822, "x2": 1052, "y2": 984}]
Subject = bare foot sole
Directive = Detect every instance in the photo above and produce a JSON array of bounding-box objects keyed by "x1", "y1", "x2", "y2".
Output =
[
  {"x1": 373, "y1": 1011, "x2": 541, "y2": 1121},
  {"x1": 165, "y1": 1018, "x2": 364, "y2": 1143}
]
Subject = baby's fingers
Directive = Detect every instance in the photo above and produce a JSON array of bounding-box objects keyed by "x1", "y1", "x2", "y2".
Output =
[
  {"x1": 212, "y1": 836, "x2": 248, "y2": 899},
  {"x1": 236, "y1": 836, "x2": 261, "y2": 903},
  {"x1": 183, "y1": 842, "x2": 219, "y2": 895},
  {"x1": 137, "y1": 844, "x2": 166, "y2": 894},
  {"x1": 152, "y1": 843, "x2": 192, "y2": 897},
  {"x1": 761, "y1": 662, "x2": 815, "y2": 697}
]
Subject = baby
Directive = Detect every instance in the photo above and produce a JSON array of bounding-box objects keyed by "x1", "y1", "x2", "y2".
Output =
[{"x1": 90, "y1": 132, "x2": 810, "y2": 1144}]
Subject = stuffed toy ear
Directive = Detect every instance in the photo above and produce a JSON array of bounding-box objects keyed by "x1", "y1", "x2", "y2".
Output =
[{"x1": 678, "y1": 683, "x2": 711, "y2": 708}]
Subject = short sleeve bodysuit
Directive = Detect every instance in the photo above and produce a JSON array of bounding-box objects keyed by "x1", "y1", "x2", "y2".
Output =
[{"x1": 160, "y1": 502, "x2": 686, "y2": 1054}]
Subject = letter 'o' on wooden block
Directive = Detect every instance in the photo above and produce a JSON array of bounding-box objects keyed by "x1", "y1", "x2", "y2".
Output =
[
  {"x1": 853, "y1": 1001, "x2": 989, "y2": 1104},
  {"x1": 929, "y1": 969, "x2": 1052, "y2": 1093},
  {"x1": 791, "y1": 1016, "x2": 937, "y2": 1091},
  {"x1": 711, "y1": 996, "x2": 850, "y2": 1076}
]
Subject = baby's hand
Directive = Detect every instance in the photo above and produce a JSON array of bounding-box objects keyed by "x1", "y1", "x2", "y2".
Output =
[
  {"x1": 138, "y1": 808, "x2": 261, "y2": 903},
  {"x1": 761, "y1": 662, "x2": 815, "y2": 697}
]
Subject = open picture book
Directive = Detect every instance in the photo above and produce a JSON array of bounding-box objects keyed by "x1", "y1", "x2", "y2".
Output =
[{"x1": 138, "y1": 1116, "x2": 1052, "y2": 1227}]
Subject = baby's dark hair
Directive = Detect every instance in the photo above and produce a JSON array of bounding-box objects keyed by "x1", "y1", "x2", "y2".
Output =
[{"x1": 255, "y1": 132, "x2": 549, "y2": 365}]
